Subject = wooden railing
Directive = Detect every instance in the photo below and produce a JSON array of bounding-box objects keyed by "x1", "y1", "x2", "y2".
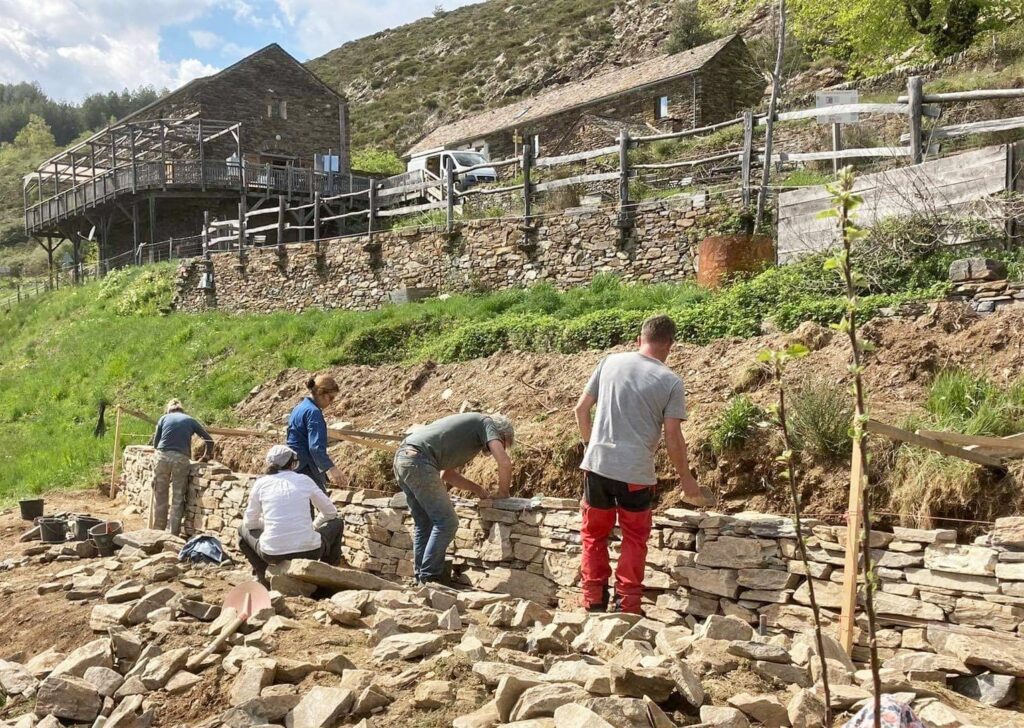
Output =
[{"x1": 25, "y1": 160, "x2": 371, "y2": 233}]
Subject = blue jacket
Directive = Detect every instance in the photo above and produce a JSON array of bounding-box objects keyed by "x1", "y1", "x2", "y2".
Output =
[{"x1": 287, "y1": 397, "x2": 334, "y2": 475}]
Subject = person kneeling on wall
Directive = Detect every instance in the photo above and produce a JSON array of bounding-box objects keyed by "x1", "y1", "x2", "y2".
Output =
[{"x1": 238, "y1": 445, "x2": 343, "y2": 586}]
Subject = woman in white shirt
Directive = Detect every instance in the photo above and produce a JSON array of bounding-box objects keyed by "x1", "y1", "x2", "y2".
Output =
[{"x1": 238, "y1": 444, "x2": 343, "y2": 585}]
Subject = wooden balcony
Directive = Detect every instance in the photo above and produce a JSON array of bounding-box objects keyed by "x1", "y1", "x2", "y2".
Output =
[{"x1": 25, "y1": 159, "x2": 370, "y2": 235}]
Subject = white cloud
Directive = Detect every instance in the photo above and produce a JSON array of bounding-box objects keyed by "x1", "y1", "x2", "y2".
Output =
[
  {"x1": 0, "y1": 0, "x2": 484, "y2": 101},
  {"x1": 189, "y1": 29, "x2": 222, "y2": 50},
  {"x1": 0, "y1": 0, "x2": 219, "y2": 100}
]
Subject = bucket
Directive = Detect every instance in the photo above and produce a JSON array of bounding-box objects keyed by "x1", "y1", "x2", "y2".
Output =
[
  {"x1": 19, "y1": 499, "x2": 44, "y2": 521},
  {"x1": 89, "y1": 521, "x2": 123, "y2": 557},
  {"x1": 71, "y1": 515, "x2": 103, "y2": 541},
  {"x1": 38, "y1": 517, "x2": 68, "y2": 544}
]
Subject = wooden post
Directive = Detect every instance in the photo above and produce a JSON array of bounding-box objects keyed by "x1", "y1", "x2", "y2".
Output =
[
  {"x1": 129, "y1": 128, "x2": 137, "y2": 194},
  {"x1": 313, "y1": 191, "x2": 321, "y2": 244},
  {"x1": 522, "y1": 139, "x2": 533, "y2": 232},
  {"x1": 617, "y1": 129, "x2": 632, "y2": 244},
  {"x1": 741, "y1": 111, "x2": 754, "y2": 207},
  {"x1": 110, "y1": 405, "x2": 123, "y2": 498},
  {"x1": 148, "y1": 194, "x2": 157, "y2": 252},
  {"x1": 838, "y1": 434, "x2": 865, "y2": 655},
  {"x1": 755, "y1": 0, "x2": 786, "y2": 234},
  {"x1": 445, "y1": 157, "x2": 455, "y2": 237},
  {"x1": 236, "y1": 126, "x2": 244, "y2": 194},
  {"x1": 131, "y1": 203, "x2": 139, "y2": 261},
  {"x1": 277, "y1": 195, "x2": 286, "y2": 247},
  {"x1": 907, "y1": 75, "x2": 924, "y2": 165},
  {"x1": 238, "y1": 200, "x2": 246, "y2": 255},
  {"x1": 367, "y1": 182, "x2": 377, "y2": 241},
  {"x1": 198, "y1": 119, "x2": 206, "y2": 191},
  {"x1": 202, "y1": 211, "x2": 210, "y2": 260},
  {"x1": 831, "y1": 123, "x2": 843, "y2": 176}
]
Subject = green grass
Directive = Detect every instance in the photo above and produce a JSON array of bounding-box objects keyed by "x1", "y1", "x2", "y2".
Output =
[
  {"x1": 710, "y1": 396, "x2": 765, "y2": 454},
  {"x1": 889, "y1": 369, "x2": 1024, "y2": 526},
  {"x1": 787, "y1": 375, "x2": 853, "y2": 460},
  {"x1": 2, "y1": 234, "x2": 1021, "y2": 503}
]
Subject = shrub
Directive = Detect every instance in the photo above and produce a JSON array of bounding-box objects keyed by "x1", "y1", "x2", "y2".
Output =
[
  {"x1": 787, "y1": 375, "x2": 854, "y2": 460},
  {"x1": 710, "y1": 396, "x2": 764, "y2": 455},
  {"x1": 665, "y1": 1, "x2": 717, "y2": 54},
  {"x1": 336, "y1": 317, "x2": 442, "y2": 365},
  {"x1": 557, "y1": 309, "x2": 649, "y2": 353},
  {"x1": 350, "y1": 147, "x2": 404, "y2": 175}
]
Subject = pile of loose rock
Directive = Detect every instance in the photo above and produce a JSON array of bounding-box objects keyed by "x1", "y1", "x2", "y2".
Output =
[
  {"x1": 3, "y1": 527, "x2": 1019, "y2": 728},
  {"x1": 946, "y1": 257, "x2": 1024, "y2": 314}
]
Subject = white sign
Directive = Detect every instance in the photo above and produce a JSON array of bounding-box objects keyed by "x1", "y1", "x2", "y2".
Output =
[{"x1": 816, "y1": 90, "x2": 859, "y2": 124}]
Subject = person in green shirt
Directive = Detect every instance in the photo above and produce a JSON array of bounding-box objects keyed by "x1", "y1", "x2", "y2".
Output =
[{"x1": 394, "y1": 412, "x2": 515, "y2": 585}]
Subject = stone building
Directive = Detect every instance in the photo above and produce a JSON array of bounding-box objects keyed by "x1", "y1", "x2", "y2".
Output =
[
  {"x1": 25, "y1": 44, "x2": 359, "y2": 265},
  {"x1": 405, "y1": 35, "x2": 763, "y2": 162}
]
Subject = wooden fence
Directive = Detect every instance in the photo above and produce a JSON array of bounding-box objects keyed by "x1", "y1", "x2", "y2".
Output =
[{"x1": 29, "y1": 75, "x2": 1024, "y2": 286}]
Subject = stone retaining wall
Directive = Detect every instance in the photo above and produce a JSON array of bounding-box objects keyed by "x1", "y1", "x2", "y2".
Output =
[
  {"x1": 121, "y1": 445, "x2": 1024, "y2": 667},
  {"x1": 172, "y1": 193, "x2": 724, "y2": 314}
]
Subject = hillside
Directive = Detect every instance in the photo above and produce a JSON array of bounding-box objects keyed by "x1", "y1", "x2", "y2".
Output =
[
  {"x1": 4, "y1": 235, "x2": 1024, "y2": 529},
  {"x1": 306, "y1": 0, "x2": 1020, "y2": 152},
  {"x1": 309, "y1": 0, "x2": 726, "y2": 150}
]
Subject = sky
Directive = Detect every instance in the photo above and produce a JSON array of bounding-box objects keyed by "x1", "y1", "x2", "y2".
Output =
[{"x1": 0, "y1": 0, "x2": 482, "y2": 102}]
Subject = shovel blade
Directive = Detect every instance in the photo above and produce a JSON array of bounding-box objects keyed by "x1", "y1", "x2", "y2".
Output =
[{"x1": 223, "y1": 581, "x2": 271, "y2": 620}]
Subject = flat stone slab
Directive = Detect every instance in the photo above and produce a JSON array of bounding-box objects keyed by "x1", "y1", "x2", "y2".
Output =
[{"x1": 271, "y1": 560, "x2": 394, "y2": 591}]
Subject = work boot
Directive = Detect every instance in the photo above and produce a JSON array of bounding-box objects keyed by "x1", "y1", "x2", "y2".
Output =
[{"x1": 585, "y1": 585, "x2": 610, "y2": 613}]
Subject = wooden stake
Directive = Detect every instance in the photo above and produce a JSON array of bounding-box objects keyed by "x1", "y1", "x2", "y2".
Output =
[
  {"x1": 838, "y1": 434, "x2": 864, "y2": 655},
  {"x1": 110, "y1": 405, "x2": 123, "y2": 498}
]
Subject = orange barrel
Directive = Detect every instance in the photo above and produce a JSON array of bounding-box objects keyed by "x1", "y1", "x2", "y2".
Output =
[{"x1": 697, "y1": 234, "x2": 775, "y2": 289}]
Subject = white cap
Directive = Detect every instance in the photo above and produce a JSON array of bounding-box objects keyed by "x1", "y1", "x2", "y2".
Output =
[{"x1": 265, "y1": 445, "x2": 297, "y2": 468}]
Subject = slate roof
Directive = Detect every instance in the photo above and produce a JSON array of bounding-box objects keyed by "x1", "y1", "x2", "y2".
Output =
[{"x1": 407, "y1": 35, "x2": 740, "y2": 156}]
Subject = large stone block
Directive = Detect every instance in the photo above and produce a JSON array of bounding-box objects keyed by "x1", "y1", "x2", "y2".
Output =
[
  {"x1": 674, "y1": 567, "x2": 739, "y2": 599},
  {"x1": 271, "y1": 560, "x2": 394, "y2": 591},
  {"x1": 904, "y1": 568, "x2": 998, "y2": 594},
  {"x1": 695, "y1": 536, "x2": 770, "y2": 569},
  {"x1": 35, "y1": 675, "x2": 102, "y2": 722},
  {"x1": 924, "y1": 543, "x2": 998, "y2": 576},
  {"x1": 993, "y1": 517, "x2": 1024, "y2": 549}
]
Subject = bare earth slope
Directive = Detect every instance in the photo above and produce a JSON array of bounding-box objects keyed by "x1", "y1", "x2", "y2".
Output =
[{"x1": 223, "y1": 303, "x2": 1024, "y2": 519}]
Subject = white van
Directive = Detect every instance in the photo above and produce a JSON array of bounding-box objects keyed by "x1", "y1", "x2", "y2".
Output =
[{"x1": 407, "y1": 150, "x2": 498, "y2": 189}]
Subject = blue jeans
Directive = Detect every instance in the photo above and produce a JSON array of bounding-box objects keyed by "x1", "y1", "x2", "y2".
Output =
[{"x1": 393, "y1": 446, "x2": 458, "y2": 582}]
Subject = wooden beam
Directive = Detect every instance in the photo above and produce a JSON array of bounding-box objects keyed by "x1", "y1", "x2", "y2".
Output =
[
  {"x1": 916, "y1": 430, "x2": 1024, "y2": 457},
  {"x1": 838, "y1": 434, "x2": 864, "y2": 655},
  {"x1": 866, "y1": 419, "x2": 1004, "y2": 468},
  {"x1": 899, "y1": 88, "x2": 1024, "y2": 103},
  {"x1": 533, "y1": 145, "x2": 620, "y2": 167},
  {"x1": 110, "y1": 405, "x2": 123, "y2": 498}
]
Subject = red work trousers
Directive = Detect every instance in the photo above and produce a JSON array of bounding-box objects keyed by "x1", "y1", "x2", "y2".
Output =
[{"x1": 580, "y1": 471, "x2": 654, "y2": 614}]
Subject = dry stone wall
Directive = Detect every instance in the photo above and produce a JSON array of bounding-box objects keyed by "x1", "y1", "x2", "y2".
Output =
[
  {"x1": 122, "y1": 446, "x2": 1024, "y2": 667},
  {"x1": 172, "y1": 194, "x2": 715, "y2": 314}
]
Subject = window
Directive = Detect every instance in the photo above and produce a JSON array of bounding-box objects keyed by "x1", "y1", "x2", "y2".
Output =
[
  {"x1": 266, "y1": 102, "x2": 273, "y2": 118},
  {"x1": 279, "y1": 100, "x2": 288, "y2": 120},
  {"x1": 656, "y1": 96, "x2": 670, "y2": 120}
]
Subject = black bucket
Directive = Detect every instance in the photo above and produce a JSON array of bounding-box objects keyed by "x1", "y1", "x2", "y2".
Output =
[
  {"x1": 19, "y1": 499, "x2": 44, "y2": 521},
  {"x1": 38, "y1": 517, "x2": 67, "y2": 544},
  {"x1": 71, "y1": 516, "x2": 103, "y2": 541},
  {"x1": 89, "y1": 521, "x2": 123, "y2": 557}
]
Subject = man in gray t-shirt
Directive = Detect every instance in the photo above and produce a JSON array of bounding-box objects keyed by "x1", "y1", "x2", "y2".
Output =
[
  {"x1": 394, "y1": 412, "x2": 515, "y2": 585},
  {"x1": 574, "y1": 314, "x2": 706, "y2": 614}
]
